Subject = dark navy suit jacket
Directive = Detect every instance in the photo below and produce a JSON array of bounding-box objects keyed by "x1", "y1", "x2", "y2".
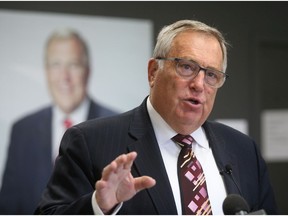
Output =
[
  {"x1": 0, "y1": 99, "x2": 116, "y2": 214},
  {"x1": 35, "y1": 97, "x2": 278, "y2": 215}
]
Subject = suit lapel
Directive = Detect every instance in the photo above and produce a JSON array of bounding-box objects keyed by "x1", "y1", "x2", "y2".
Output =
[
  {"x1": 86, "y1": 98, "x2": 116, "y2": 119},
  {"x1": 38, "y1": 107, "x2": 52, "y2": 160},
  {"x1": 87, "y1": 100, "x2": 97, "y2": 119},
  {"x1": 127, "y1": 99, "x2": 178, "y2": 214},
  {"x1": 37, "y1": 107, "x2": 53, "y2": 182},
  {"x1": 203, "y1": 121, "x2": 242, "y2": 195}
]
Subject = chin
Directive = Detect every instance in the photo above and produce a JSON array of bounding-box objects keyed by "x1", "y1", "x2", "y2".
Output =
[{"x1": 58, "y1": 103, "x2": 75, "y2": 113}]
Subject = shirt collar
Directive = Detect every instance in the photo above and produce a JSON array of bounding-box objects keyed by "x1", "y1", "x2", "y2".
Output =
[
  {"x1": 146, "y1": 97, "x2": 209, "y2": 150},
  {"x1": 53, "y1": 97, "x2": 90, "y2": 127}
]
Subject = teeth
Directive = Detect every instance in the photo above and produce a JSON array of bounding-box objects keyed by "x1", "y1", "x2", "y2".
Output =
[{"x1": 191, "y1": 100, "x2": 198, "y2": 104}]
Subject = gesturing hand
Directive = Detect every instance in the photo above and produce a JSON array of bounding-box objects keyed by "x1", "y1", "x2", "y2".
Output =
[{"x1": 95, "y1": 152, "x2": 156, "y2": 214}]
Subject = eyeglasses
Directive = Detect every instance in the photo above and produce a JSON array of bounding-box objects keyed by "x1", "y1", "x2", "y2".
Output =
[{"x1": 156, "y1": 57, "x2": 229, "y2": 88}]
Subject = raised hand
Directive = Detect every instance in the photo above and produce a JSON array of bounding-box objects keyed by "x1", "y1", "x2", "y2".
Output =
[{"x1": 95, "y1": 152, "x2": 156, "y2": 214}]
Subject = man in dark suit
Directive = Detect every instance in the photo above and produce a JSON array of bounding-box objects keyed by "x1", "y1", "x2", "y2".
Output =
[
  {"x1": 35, "y1": 20, "x2": 278, "y2": 215},
  {"x1": 0, "y1": 29, "x2": 116, "y2": 214}
]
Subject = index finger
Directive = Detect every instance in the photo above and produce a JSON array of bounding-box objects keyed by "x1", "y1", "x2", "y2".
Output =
[{"x1": 114, "y1": 152, "x2": 137, "y2": 170}]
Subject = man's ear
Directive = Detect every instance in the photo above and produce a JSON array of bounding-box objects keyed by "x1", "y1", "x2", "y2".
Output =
[{"x1": 148, "y1": 58, "x2": 159, "y2": 88}]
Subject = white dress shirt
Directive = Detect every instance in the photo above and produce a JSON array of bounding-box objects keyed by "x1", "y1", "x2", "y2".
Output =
[
  {"x1": 52, "y1": 97, "x2": 89, "y2": 162},
  {"x1": 92, "y1": 97, "x2": 227, "y2": 214},
  {"x1": 146, "y1": 98, "x2": 227, "y2": 215}
]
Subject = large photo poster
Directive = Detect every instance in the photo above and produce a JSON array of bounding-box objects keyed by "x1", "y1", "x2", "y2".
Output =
[{"x1": 0, "y1": 9, "x2": 152, "y2": 186}]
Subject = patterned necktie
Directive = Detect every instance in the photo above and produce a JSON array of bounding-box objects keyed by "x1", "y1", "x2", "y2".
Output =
[
  {"x1": 63, "y1": 118, "x2": 73, "y2": 129},
  {"x1": 172, "y1": 134, "x2": 212, "y2": 215}
]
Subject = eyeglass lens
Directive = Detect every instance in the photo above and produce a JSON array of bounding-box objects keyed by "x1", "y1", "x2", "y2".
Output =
[{"x1": 176, "y1": 59, "x2": 225, "y2": 87}]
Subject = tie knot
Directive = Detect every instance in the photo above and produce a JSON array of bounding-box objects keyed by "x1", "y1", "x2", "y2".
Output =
[
  {"x1": 172, "y1": 134, "x2": 193, "y2": 148},
  {"x1": 64, "y1": 118, "x2": 73, "y2": 129}
]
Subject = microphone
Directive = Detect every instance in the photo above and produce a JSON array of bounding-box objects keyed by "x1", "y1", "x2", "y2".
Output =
[
  {"x1": 223, "y1": 194, "x2": 267, "y2": 215},
  {"x1": 223, "y1": 194, "x2": 249, "y2": 215},
  {"x1": 220, "y1": 164, "x2": 233, "y2": 175},
  {"x1": 220, "y1": 164, "x2": 242, "y2": 196}
]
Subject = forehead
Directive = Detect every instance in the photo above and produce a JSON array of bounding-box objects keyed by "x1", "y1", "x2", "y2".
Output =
[
  {"x1": 169, "y1": 31, "x2": 223, "y2": 69},
  {"x1": 46, "y1": 38, "x2": 86, "y2": 64},
  {"x1": 48, "y1": 37, "x2": 82, "y2": 50}
]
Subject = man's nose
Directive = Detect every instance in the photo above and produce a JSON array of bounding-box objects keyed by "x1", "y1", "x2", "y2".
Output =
[
  {"x1": 190, "y1": 70, "x2": 205, "y2": 91},
  {"x1": 59, "y1": 65, "x2": 72, "y2": 80}
]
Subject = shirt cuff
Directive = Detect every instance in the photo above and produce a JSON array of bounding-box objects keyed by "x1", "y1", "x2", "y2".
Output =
[{"x1": 91, "y1": 190, "x2": 123, "y2": 215}]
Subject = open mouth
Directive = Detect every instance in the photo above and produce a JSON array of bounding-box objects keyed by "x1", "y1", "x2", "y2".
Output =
[{"x1": 189, "y1": 98, "x2": 200, "y2": 105}]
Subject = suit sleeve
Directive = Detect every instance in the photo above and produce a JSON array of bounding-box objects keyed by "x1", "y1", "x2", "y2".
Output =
[
  {"x1": 0, "y1": 123, "x2": 23, "y2": 213},
  {"x1": 35, "y1": 126, "x2": 96, "y2": 214}
]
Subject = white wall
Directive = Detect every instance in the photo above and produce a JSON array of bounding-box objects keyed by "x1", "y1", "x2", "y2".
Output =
[{"x1": 0, "y1": 9, "x2": 153, "y2": 185}]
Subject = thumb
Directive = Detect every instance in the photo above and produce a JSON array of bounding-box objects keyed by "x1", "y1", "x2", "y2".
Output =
[{"x1": 134, "y1": 176, "x2": 156, "y2": 193}]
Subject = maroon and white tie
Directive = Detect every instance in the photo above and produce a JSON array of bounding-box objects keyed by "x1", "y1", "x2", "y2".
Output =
[{"x1": 172, "y1": 134, "x2": 212, "y2": 215}]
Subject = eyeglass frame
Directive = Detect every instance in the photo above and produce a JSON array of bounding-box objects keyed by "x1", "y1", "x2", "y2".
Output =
[{"x1": 155, "y1": 57, "x2": 229, "y2": 88}]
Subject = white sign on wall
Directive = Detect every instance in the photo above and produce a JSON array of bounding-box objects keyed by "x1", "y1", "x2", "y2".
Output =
[
  {"x1": 216, "y1": 119, "x2": 249, "y2": 135},
  {"x1": 262, "y1": 110, "x2": 288, "y2": 162}
]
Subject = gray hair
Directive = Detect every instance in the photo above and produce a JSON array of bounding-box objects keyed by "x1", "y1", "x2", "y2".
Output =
[
  {"x1": 45, "y1": 28, "x2": 90, "y2": 67},
  {"x1": 153, "y1": 20, "x2": 229, "y2": 72}
]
